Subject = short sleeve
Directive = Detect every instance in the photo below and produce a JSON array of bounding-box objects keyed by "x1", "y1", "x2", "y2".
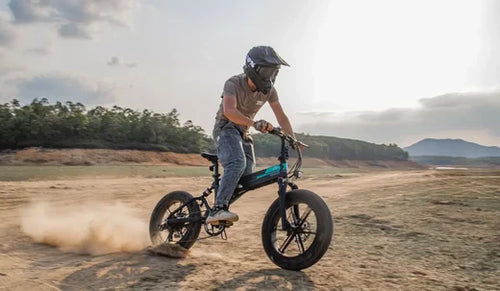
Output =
[
  {"x1": 268, "y1": 87, "x2": 279, "y2": 103},
  {"x1": 223, "y1": 79, "x2": 238, "y2": 96}
]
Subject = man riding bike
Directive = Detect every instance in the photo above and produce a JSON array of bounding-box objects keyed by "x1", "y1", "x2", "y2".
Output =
[{"x1": 208, "y1": 46, "x2": 298, "y2": 225}]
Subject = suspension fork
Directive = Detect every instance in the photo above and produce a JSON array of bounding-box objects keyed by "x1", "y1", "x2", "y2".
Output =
[
  {"x1": 278, "y1": 177, "x2": 290, "y2": 230},
  {"x1": 278, "y1": 179, "x2": 301, "y2": 230},
  {"x1": 289, "y1": 182, "x2": 300, "y2": 223}
]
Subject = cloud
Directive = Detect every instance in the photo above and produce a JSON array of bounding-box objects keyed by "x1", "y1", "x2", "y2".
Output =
[
  {"x1": 471, "y1": 0, "x2": 500, "y2": 88},
  {"x1": 107, "y1": 56, "x2": 120, "y2": 66},
  {"x1": 295, "y1": 111, "x2": 337, "y2": 117},
  {"x1": 296, "y1": 92, "x2": 500, "y2": 146},
  {"x1": 3, "y1": 74, "x2": 116, "y2": 105},
  {"x1": 0, "y1": 27, "x2": 16, "y2": 48},
  {"x1": 0, "y1": 14, "x2": 17, "y2": 48},
  {"x1": 7, "y1": 0, "x2": 43, "y2": 23},
  {"x1": 58, "y1": 23, "x2": 91, "y2": 39},
  {"x1": 25, "y1": 46, "x2": 52, "y2": 55},
  {"x1": 0, "y1": 64, "x2": 24, "y2": 77},
  {"x1": 107, "y1": 56, "x2": 137, "y2": 68},
  {"x1": 8, "y1": 0, "x2": 140, "y2": 39}
]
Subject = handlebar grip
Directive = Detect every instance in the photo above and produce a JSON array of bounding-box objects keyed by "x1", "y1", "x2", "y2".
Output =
[{"x1": 297, "y1": 141, "x2": 309, "y2": 148}]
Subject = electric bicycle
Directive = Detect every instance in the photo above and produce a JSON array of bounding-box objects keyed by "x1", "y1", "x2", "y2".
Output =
[{"x1": 149, "y1": 128, "x2": 333, "y2": 270}]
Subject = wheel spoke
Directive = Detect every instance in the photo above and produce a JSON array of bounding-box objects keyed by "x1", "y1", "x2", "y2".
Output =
[
  {"x1": 268, "y1": 200, "x2": 322, "y2": 259},
  {"x1": 278, "y1": 232, "x2": 296, "y2": 254},
  {"x1": 163, "y1": 202, "x2": 191, "y2": 243},
  {"x1": 292, "y1": 205, "x2": 300, "y2": 224},
  {"x1": 295, "y1": 233, "x2": 305, "y2": 254},
  {"x1": 278, "y1": 204, "x2": 315, "y2": 255},
  {"x1": 298, "y1": 230, "x2": 316, "y2": 235},
  {"x1": 297, "y1": 207, "x2": 312, "y2": 227}
]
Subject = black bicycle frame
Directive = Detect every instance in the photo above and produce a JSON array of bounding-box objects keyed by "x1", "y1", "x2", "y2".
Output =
[{"x1": 165, "y1": 133, "x2": 297, "y2": 231}]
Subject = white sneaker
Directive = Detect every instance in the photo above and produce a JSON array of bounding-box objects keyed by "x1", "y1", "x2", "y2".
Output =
[{"x1": 206, "y1": 208, "x2": 239, "y2": 225}]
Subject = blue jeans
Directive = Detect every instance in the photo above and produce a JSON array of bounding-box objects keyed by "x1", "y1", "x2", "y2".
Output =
[{"x1": 213, "y1": 122, "x2": 255, "y2": 208}]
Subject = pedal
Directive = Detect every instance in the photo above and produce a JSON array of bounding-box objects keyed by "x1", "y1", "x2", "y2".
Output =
[{"x1": 207, "y1": 220, "x2": 234, "y2": 227}]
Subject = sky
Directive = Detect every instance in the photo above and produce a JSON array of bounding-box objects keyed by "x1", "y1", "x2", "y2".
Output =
[{"x1": 0, "y1": 0, "x2": 499, "y2": 147}]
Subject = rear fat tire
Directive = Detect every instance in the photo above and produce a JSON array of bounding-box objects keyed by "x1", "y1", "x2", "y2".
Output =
[
  {"x1": 261, "y1": 189, "x2": 333, "y2": 270},
  {"x1": 149, "y1": 191, "x2": 202, "y2": 249}
]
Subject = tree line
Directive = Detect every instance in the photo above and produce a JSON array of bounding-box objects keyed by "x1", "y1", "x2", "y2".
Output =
[
  {"x1": 0, "y1": 99, "x2": 408, "y2": 161},
  {"x1": 0, "y1": 99, "x2": 213, "y2": 153}
]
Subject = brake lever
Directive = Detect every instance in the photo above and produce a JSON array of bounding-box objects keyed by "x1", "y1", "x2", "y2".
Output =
[{"x1": 297, "y1": 141, "x2": 309, "y2": 148}]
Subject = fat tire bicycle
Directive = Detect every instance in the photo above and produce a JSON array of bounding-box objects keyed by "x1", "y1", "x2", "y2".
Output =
[{"x1": 149, "y1": 128, "x2": 333, "y2": 270}]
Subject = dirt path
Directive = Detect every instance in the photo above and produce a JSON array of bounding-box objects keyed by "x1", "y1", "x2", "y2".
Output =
[{"x1": 0, "y1": 170, "x2": 499, "y2": 290}]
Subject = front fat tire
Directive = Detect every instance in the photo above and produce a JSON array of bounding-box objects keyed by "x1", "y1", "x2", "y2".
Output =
[
  {"x1": 149, "y1": 191, "x2": 201, "y2": 250},
  {"x1": 261, "y1": 189, "x2": 333, "y2": 271}
]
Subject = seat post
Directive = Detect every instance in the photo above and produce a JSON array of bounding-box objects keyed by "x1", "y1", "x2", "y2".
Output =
[
  {"x1": 201, "y1": 152, "x2": 220, "y2": 199},
  {"x1": 212, "y1": 161, "x2": 220, "y2": 199}
]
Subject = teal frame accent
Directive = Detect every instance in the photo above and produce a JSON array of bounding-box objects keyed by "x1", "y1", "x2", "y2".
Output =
[{"x1": 256, "y1": 163, "x2": 287, "y2": 179}]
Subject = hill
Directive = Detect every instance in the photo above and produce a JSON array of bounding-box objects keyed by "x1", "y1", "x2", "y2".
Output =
[
  {"x1": 253, "y1": 133, "x2": 409, "y2": 161},
  {"x1": 404, "y1": 138, "x2": 500, "y2": 158}
]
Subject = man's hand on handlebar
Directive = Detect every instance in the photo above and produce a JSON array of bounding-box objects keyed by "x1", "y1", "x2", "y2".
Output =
[{"x1": 253, "y1": 119, "x2": 273, "y2": 133}]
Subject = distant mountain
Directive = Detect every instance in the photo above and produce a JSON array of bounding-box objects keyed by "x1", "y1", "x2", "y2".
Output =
[{"x1": 404, "y1": 138, "x2": 500, "y2": 158}]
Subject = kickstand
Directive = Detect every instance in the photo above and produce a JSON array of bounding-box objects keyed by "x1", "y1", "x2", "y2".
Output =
[{"x1": 220, "y1": 228, "x2": 228, "y2": 240}]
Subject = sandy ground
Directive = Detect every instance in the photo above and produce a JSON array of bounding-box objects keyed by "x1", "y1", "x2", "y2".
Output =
[{"x1": 0, "y1": 169, "x2": 499, "y2": 290}]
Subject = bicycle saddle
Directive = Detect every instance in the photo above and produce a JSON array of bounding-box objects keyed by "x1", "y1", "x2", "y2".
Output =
[{"x1": 201, "y1": 152, "x2": 218, "y2": 163}]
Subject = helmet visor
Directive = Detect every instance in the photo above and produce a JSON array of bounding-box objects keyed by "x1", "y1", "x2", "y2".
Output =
[{"x1": 256, "y1": 66, "x2": 279, "y2": 81}]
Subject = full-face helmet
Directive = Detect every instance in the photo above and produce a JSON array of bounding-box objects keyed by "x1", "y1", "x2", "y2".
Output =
[{"x1": 243, "y1": 46, "x2": 289, "y2": 94}]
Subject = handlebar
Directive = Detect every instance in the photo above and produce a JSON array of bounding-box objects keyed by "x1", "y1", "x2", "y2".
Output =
[
  {"x1": 268, "y1": 127, "x2": 306, "y2": 180},
  {"x1": 269, "y1": 127, "x2": 309, "y2": 149}
]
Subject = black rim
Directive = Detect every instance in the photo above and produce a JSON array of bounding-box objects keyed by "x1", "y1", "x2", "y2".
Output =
[
  {"x1": 156, "y1": 200, "x2": 191, "y2": 244},
  {"x1": 271, "y1": 203, "x2": 317, "y2": 257}
]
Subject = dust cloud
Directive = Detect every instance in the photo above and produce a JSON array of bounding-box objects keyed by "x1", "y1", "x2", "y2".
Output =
[{"x1": 20, "y1": 200, "x2": 150, "y2": 255}]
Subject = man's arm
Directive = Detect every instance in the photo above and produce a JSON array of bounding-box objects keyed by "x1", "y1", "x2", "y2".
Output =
[
  {"x1": 223, "y1": 95, "x2": 254, "y2": 127},
  {"x1": 269, "y1": 100, "x2": 295, "y2": 137}
]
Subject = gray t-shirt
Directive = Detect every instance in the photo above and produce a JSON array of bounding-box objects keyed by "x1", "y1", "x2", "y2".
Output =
[{"x1": 213, "y1": 73, "x2": 279, "y2": 138}]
